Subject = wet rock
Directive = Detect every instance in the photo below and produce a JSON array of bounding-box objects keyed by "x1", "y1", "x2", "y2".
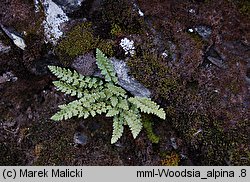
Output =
[
  {"x1": 194, "y1": 25, "x2": 212, "y2": 39},
  {"x1": 110, "y1": 58, "x2": 151, "y2": 97},
  {"x1": 73, "y1": 132, "x2": 87, "y2": 146},
  {"x1": 71, "y1": 53, "x2": 97, "y2": 76},
  {"x1": 42, "y1": 0, "x2": 69, "y2": 44}
]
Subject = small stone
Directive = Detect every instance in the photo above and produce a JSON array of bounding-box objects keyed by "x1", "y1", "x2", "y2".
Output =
[
  {"x1": 194, "y1": 26, "x2": 212, "y2": 39},
  {"x1": 0, "y1": 24, "x2": 26, "y2": 50},
  {"x1": 207, "y1": 56, "x2": 227, "y2": 69},
  {"x1": 0, "y1": 41, "x2": 11, "y2": 54},
  {"x1": 170, "y1": 137, "x2": 178, "y2": 149},
  {"x1": 74, "y1": 132, "x2": 87, "y2": 146},
  {"x1": 188, "y1": 28, "x2": 194, "y2": 33},
  {"x1": 71, "y1": 53, "x2": 97, "y2": 76},
  {"x1": 0, "y1": 71, "x2": 17, "y2": 84}
]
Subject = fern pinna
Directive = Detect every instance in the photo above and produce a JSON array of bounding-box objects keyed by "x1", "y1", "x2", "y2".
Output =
[{"x1": 48, "y1": 48, "x2": 166, "y2": 144}]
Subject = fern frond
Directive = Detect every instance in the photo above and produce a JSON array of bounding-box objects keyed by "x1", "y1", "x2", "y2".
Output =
[
  {"x1": 110, "y1": 96, "x2": 118, "y2": 107},
  {"x1": 48, "y1": 66, "x2": 82, "y2": 84},
  {"x1": 105, "y1": 83, "x2": 127, "y2": 98},
  {"x1": 96, "y1": 48, "x2": 118, "y2": 84},
  {"x1": 128, "y1": 97, "x2": 166, "y2": 119},
  {"x1": 48, "y1": 49, "x2": 166, "y2": 144},
  {"x1": 53, "y1": 81, "x2": 84, "y2": 98},
  {"x1": 116, "y1": 98, "x2": 129, "y2": 110},
  {"x1": 123, "y1": 107, "x2": 142, "y2": 139},
  {"x1": 111, "y1": 115, "x2": 124, "y2": 144},
  {"x1": 48, "y1": 65, "x2": 103, "y2": 90},
  {"x1": 51, "y1": 100, "x2": 84, "y2": 121},
  {"x1": 51, "y1": 92, "x2": 106, "y2": 121},
  {"x1": 106, "y1": 107, "x2": 120, "y2": 117}
]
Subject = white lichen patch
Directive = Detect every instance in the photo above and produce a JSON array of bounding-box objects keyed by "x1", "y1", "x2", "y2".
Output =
[
  {"x1": 120, "y1": 38, "x2": 135, "y2": 56},
  {"x1": 162, "y1": 51, "x2": 168, "y2": 58},
  {"x1": 138, "y1": 9, "x2": 144, "y2": 17},
  {"x1": 133, "y1": 3, "x2": 144, "y2": 17},
  {"x1": 42, "y1": 0, "x2": 69, "y2": 44},
  {"x1": 188, "y1": 28, "x2": 194, "y2": 33}
]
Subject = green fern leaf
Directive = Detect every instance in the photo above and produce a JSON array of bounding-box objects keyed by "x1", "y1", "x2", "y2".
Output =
[
  {"x1": 96, "y1": 48, "x2": 118, "y2": 84},
  {"x1": 123, "y1": 107, "x2": 142, "y2": 139},
  {"x1": 106, "y1": 108, "x2": 120, "y2": 117},
  {"x1": 106, "y1": 83, "x2": 127, "y2": 97},
  {"x1": 128, "y1": 97, "x2": 166, "y2": 119},
  {"x1": 48, "y1": 65, "x2": 103, "y2": 90},
  {"x1": 53, "y1": 81, "x2": 84, "y2": 98},
  {"x1": 111, "y1": 115, "x2": 124, "y2": 144},
  {"x1": 110, "y1": 96, "x2": 118, "y2": 107}
]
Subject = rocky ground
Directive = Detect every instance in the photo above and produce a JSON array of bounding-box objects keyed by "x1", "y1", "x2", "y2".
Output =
[{"x1": 0, "y1": 0, "x2": 249, "y2": 166}]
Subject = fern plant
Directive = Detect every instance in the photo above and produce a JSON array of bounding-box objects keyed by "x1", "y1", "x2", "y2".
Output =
[{"x1": 48, "y1": 48, "x2": 166, "y2": 144}]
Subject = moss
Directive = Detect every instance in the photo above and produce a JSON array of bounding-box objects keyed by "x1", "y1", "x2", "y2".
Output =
[
  {"x1": 128, "y1": 50, "x2": 179, "y2": 99},
  {"x1": 56, "y1": 22, "x2": 97, "y2": 63},
  {"x1": 29, "y1": 120, "x2": 77, "y2": 165},
  {"x1": 110, "y1": 23, "x2": 123, "y2": 37},
  {"x1": 56, "y1": 22, "x2": 115, "y2": 66},
  {"x1": 142, "y1": 114, "x2": 160, "y2": 144},
  {"x1": 237, "y1": 1, "x2": 250, "y2": 16},
  {"x1": 188, "y1": 32, "x2": 206, "y2": 49},
  {"x1": 161, "y1": 152, "x2": 180, "y2": 166},
  {"x1": 127, "y1": 35, "x2": 249, "y2": 165},
  {"x1": 97, "y1": 39, "x2": 115, "y2": 57},
  {"x1": 0, "y1": 143, "x2": 25, "y2": 165},
  {"x1": 95, "y1": 0, "x2": 144, "y2": 37}
]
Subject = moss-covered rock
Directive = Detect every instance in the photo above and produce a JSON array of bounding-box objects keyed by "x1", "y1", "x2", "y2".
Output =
[{"x1": 56, "y1": 22, "x2": 115, "y2": 66}]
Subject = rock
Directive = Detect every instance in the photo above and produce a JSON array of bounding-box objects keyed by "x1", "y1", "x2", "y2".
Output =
[
  {"x1": 52, "y1": 0, "x2": 84, "y2": 13},
  {"x1": 42, "y1": 0, "x2": 69, "y2": 44},
  {"x1": 73, "y1": 132, "x2": 87, "y2": 146},
  {"x1": 0, "y1": 41, "x2": 11, "y2": 54},
  {"x1": 71, "y1": 53, "x2": 97, "y2": 76},
  {"x1": 0, "y1": 24, "x2": 26, "y2": 50},
  {"x1": 207, "y1": 56, "x2": 227, "y2": 69},
  {"x1": 205, "y1": 45, "x2": 227, "y2": 69},
  {"x1": 194, "y1": 25, "x2": 212, "y2": 39},
  {"x1": 110, "y1": 58, "x2": 151, "y2": 98},
  {"x1": 0, "y1": 71, "x2": 17, "y2": 84}
]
